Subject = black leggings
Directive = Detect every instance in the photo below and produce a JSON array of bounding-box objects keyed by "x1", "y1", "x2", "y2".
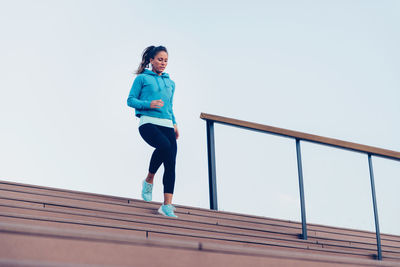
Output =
[{"x1": 139, "y1": 123, "x2": 177, "y2": 194}]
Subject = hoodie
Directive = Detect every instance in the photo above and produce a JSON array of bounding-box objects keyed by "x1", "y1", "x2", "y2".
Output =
[{"x1": 127, "y1": 69, "x2": 176, "y2": 125}]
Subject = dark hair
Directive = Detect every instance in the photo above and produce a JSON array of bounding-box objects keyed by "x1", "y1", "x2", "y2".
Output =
[{"x1": 136, "y1": 45, "x2": 168, "y2": 74}]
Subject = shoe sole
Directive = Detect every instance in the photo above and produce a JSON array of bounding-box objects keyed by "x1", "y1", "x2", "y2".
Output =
[{"x1": 142, "y1": 194, "x2": 152, "y2": 202}]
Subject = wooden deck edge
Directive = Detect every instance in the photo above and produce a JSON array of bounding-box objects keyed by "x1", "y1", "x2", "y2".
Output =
[{"x1": 1, "y1": 222, "x2": 399, "y2": 266}]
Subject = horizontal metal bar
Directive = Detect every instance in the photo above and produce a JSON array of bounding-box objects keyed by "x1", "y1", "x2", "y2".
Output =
[{"x1": 200, "y1": 113, "x2": 400, "y2": 162}]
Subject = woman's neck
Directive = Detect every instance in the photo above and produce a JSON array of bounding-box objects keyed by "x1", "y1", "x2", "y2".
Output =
[{"x1": 151, "y1": 68, "x2": 162, "y2": 76}]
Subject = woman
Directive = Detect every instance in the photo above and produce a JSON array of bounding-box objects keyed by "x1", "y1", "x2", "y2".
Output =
[{"x1": 127, "y1": 45, "x2": 179, "y2": 218}]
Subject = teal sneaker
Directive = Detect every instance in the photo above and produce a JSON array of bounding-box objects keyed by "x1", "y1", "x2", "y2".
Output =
[
  {"x1": 141, "y1": 180, "x2": 153, "y2": 202},
  {"x1": 158, "y1": 204, "x2": 178, "y2": 218}
]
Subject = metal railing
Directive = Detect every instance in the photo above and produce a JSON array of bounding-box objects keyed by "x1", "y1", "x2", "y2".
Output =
[{"x1": 200, "y1": 112, "x2": 400, "y2": 260}]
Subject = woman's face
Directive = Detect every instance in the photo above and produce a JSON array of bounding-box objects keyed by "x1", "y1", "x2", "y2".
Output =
[{"x1": 150, "y1": 51, "x2": 168, "y2": 74}]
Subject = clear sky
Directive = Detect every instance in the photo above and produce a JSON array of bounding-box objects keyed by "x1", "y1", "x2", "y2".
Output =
[{"x1": 0, "y1": 0, "x2": 399, "y2": 235}]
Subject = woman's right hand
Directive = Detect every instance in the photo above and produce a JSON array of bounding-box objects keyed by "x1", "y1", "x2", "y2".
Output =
[{"x1": 150, "y1": 99, "x2": 164, "y2": 109}]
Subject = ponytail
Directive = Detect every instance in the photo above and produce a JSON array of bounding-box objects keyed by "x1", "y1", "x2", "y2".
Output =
[{"x1": 136, "y1": 45, "x2": 168, "y2": 74}]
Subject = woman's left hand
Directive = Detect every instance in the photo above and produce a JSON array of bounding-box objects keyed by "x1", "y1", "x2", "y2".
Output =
[{"x1": 174, "y1": 124, "x2": 179, "y2": 140}]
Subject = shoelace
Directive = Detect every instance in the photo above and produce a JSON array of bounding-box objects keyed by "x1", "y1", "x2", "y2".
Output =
[
  {"x1": 164, "y1": 204, "x2": 176, "y2": 213},
  {"x1": 144, "y1": 182, "x2": 153, "y2": 193}
]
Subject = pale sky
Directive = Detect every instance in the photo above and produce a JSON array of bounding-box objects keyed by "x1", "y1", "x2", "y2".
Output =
[{"x1": 0, "y1": 0, "x2": 399, "y2": 235}]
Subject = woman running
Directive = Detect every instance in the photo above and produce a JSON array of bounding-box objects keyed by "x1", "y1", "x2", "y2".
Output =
[{"x1": 127, "y1": 45, "x2": 179, "y2": 218}]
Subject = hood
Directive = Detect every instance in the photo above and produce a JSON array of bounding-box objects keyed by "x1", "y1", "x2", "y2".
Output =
[
  {"x1": 142, "y1": 69, "x2": 170, "y2": 90},
  {"x1": 142, "y1": 69, "x2": 170, "y2": 78}
]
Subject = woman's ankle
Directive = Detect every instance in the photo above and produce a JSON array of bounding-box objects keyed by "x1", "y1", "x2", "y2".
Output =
[
  {"x1": 145, "y1": 173, "x2": 155, "y2": 184},
  {"x1": 163, "y1": 193, "x2": 173, "y2": 205}
]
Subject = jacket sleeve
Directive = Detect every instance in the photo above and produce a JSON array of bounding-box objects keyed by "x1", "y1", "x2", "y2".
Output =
[
  {"x1": 127, "y1": 76, "x2": 151, "y2": 110},
  {"x1": 170, "y1": 81, "x2": 177, "y2": 125}
]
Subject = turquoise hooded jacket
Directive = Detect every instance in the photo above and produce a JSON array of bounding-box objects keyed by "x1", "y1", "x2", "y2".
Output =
[{"x1": 127, "y1": 69, "x2": 176, "y2": 125}]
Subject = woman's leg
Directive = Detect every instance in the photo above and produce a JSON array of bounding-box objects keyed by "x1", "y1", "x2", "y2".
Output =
[
  {"x1": 164, "y1": 193, "x2": 173, "y2": 205},
  {"x1": 139, "y1": 124, "x2": 177, "y2": 207},
  {"x1": 145, "y1": 152, "x2": 162, "y2": 184},
  {"x1": 143, "y1": 150, "x2": 163, "y2": 184},
  {"x1": 139, "y1": 123, "x2": 171, "y2": 180},
  {"x1": 158, "y1": 126, "x2": 177, "y2": 205}
]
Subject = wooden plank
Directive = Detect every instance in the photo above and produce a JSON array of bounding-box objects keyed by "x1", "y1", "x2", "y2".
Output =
[
  {"x1": 308, "y1": 223, "x2": 400, "y2": 243},
  {"x1": 200, "y1": 113, "x2": 400, "y2": 160},
  {"x1": 314, "y1": 230, "x2": 400, "y2": 248},
  {"x1": 0, "y1": 180, "x2": 129, "y2": 204},
  {"x1": 0, "y1": 258, "x2": 110, "y2": 267},
  {"x1": 147, "y1": 232, "x2": 376, "y2": 260},
  {"x1": 309, "y1": 236, "x2": 400, "y2": 253},
  {"x1": 0, "y1": 190, "x2": 154, "y2": 216},
  {"x1": 0, "y1": 213, "x2": 147, "y2": 239},
  {"x1": 148, "y1": 231, "x2": 328, "y2": 255},
  {"x1": 320, "y1": 243, "x2": 400, "y2": 261}
]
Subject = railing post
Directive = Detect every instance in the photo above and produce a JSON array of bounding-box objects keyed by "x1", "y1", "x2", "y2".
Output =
[
  {"x1": 296, "y1": 138, "x2": 308, "y2": 240},
  {"x1": 206, "y1": 120, "x2": 218, "y2": 210},
  {"x1": 368, "y1": 154, "x2": 382, "y2": 260}
]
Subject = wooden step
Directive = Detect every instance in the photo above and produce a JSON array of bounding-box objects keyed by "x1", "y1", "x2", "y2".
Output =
[
  {"x1": 2, "y1": 197, "x2": 400, "y2": 255},
  {"x1": 2, "y1": 180, "x2": 399, "y2": 244},
  {"x1": 2, "y1": 222, "x2": 400, "y2": 267},
  {"x1": 1, "y1": 180, "x2": 399, "y2": 263},
  {"x1": 1, "y1": 205, "x2": 399, "y2": 261},
  {"x1": 1, "y1": 187, "x2": 399, "y2": 250}
]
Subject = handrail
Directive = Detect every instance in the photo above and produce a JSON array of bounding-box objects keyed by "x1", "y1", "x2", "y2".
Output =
[
  {"x1": 200, "y1": 113, "x2": 400, "y2": 161},
  {"x1": 200, "y1": 112, "x2": 400, "y2": 261}
]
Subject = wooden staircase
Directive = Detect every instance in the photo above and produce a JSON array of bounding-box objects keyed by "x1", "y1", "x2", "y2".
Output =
[{"x1": 1, "y1": 179, "x2": 400, "y2": 266}]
